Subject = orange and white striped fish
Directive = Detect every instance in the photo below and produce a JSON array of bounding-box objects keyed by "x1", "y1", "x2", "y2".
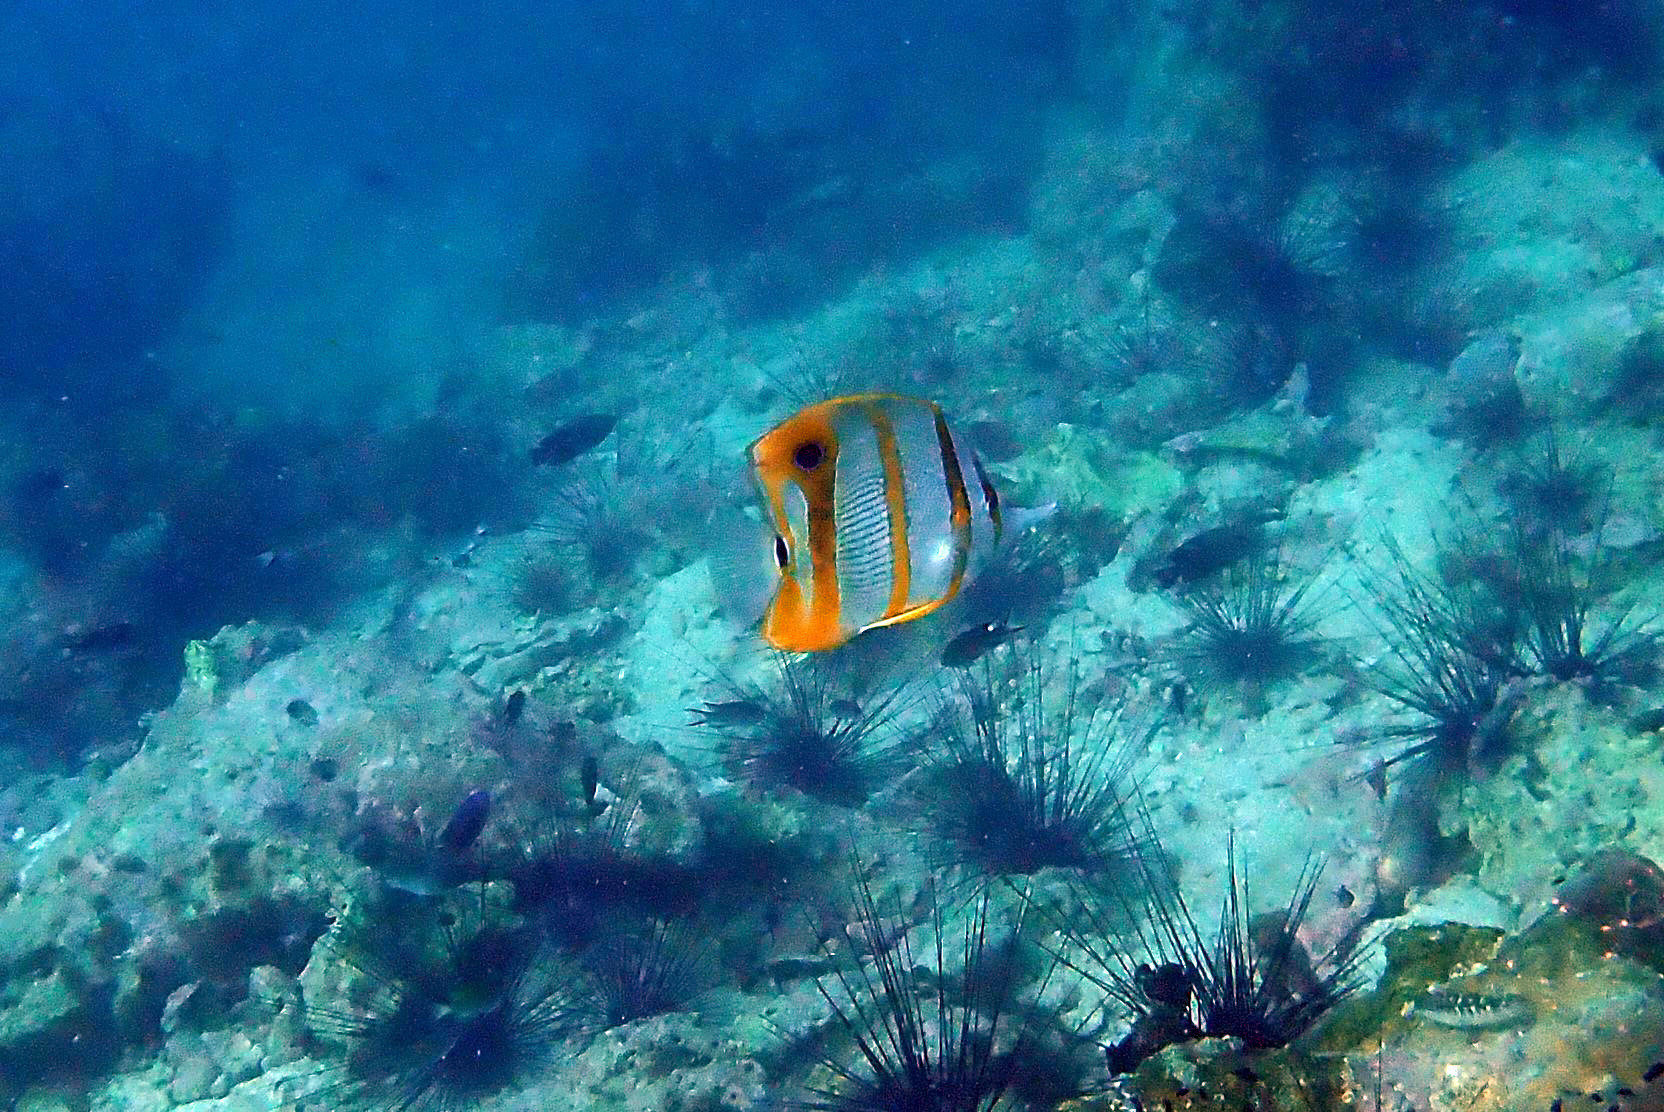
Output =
[{"x1": 743, "y1": 393, "x2": 1047, "y2": 652}]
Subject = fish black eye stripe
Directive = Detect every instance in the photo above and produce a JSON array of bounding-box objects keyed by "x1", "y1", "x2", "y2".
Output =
[{"x1": 793, "y1": 440, "x2": 825, "y2": 471}]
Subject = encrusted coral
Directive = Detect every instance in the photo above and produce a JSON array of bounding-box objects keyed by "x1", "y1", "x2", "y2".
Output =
[{"x1": 1451, "y1": 685, "x2": 1664, "y2": 917}]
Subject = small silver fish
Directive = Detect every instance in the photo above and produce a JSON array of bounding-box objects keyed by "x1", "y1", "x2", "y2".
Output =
[{"x1": 1413, "y1": 986, "x2": 1534, "y2": 1031}]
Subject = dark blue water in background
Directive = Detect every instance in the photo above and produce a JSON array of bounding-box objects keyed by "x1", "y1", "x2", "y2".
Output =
[{"x1": 0, "y1": 0, "x2": 1079, "y2": 755}]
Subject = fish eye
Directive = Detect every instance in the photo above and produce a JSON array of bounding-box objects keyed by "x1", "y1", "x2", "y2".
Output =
[
  {"x1": 792, "y1": 440, "x2": 825, "y2": 471},
  {"x1": 773, "y1": 534, "x2": 790, "y2": 570}
]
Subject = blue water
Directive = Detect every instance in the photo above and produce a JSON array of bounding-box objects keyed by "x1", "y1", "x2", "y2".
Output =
[{"x1": 2, "y1": 2, "x2": 1663, "y2": 1109}]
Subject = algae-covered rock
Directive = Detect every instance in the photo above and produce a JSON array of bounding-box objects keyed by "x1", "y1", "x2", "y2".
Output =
[
  {"x1": 556, "y1": 1011, "x2": 770, "y2": 1110},
  {"x1": 0, "y1": 612, "x2": 472, "y2": 1098},
  {"x1": 179, "y1": 624, "x2": 309, "y2": 703},
  {"x1": 1437, "y1": 131, "x2": 1664, "y2": 335},
  {"x1": 1062, "y1": 910, "x2": 1664, "y2": 1111},
  {"x1": 14, "y1": 1090, "x2": 75, "y2": 1112},
  {"x1": 1161, "y1": 368, "x2": 1335, "y2": 474},
  {"x1": 699, "y1": 789, "x2": 814, "y2": 859},
  {"x1": 1005, "y1": 423, "x2": 1183, "y2": 521},
  {"x1": 1449, "y1": 685, "x2": 1664, "y2": 917},
  {"x1": 1314, "y1": 922, "x2": 1507, "y2": 1052},
  {"x1": 0, "y1": 966, "x2": 115, "y2": 1089},
  {"x1": 1515, "y1": 265, "x2": 1664, "y2": 415},
  {"x1": 184, "y1": 639, "x2": 219, "y2": 698},
  {"x1": 1366, "y1": 912, "x2": 1664, "y2": 1111},
  {"x1": 0, "y1": 969, "x2": 81, "y2": 1053},
  {"x1": 1062, "y1": 1038, "x2": 1351, "y2": 1112}
]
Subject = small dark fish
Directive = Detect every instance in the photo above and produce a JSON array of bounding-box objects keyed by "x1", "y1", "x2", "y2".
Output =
[
  {"x1": 1153, "y1": 521, "x2": 1266, "y2": 588},
  {"x1": 63, "y1": 622, "x2": 138, "y2": 653},
  {"x1": 1335, "y1": 883, "x2": 1355, "y2": 909},
  {"x1": 440, "y1": 789, "x2": 492, "y2": 851},
  {"x1": 580, "y1": 755, "x2": 600, "y2": 807},
  {"x1": 688, "y1": 699, "x2": 766, "y2": 728},
  {"x1": 531, "y1": 413, "x2": 618, "y2": 467},
  {"x1": 499, "y1": 689, "x2": 527, "y2": 725},
  {"x1": 829, "y1": 698, "x2": 863, "y2": 720},
  {"x1": 762, "y1": 901, "x2": 783, "y2": 939},
  {"x1": 285, "y1": 699, "x2": 320, "y2": 727},
  {"x1": 255, "y1": 542, "x2": 324, "y2": 572},
  {"x1": 352, "y1": 161, "x2": 400, "y2": 193},
  {"x1": 940, "y1": 620, "x2": 1023, "y2": 667}
]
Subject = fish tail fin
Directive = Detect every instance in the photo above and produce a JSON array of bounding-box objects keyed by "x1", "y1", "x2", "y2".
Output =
[{"x1": 1004, "y1": 501, "x2": 1058, "y2": 538}]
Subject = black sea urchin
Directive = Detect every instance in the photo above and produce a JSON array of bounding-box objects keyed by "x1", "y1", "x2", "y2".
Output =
[
  {"x1": 1167, "y1": 545, "x2": 1329, "y2": 711},
  {"x1": 1161, "y1": 193, "x2": 1351, "y2": 328},
  {"x1": 797, "y1": 855, "x2": 1034, "y2": 1112},
  {"x1": 500, "y1": 763, "x2": 703, "y2": 950},
  {"x1": 923, "y1": 651, "x2": 1152, "y2": 881},
  {"x1": 1356, "y1": 533, "x2": 1525, "y2": 781},
  {"x1": 709, "y1": 652, "x2": 921, "y2": 807},
  {"x1": 581, "y1": 913, "x2": 714, "y2": 1028},
  {"x1": 1510, "y1": 521, "x2": 1659, "y2": 693},
  {"x1": 1044, "y1": 833, "x2": 1365, "y2": 1076},
  {"x1": 303, "y1": 890, "x2": 584, "y2": 1111},
  {"x1": 1155, "y1": 188, "x2": 1356, "y2": 405},
  {"x1": 528, "y1": 457, "x2": 652, "y2": 586},
  {"x1": 1498, "y1": 427, "x2": 1605, "y2": 537}
]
